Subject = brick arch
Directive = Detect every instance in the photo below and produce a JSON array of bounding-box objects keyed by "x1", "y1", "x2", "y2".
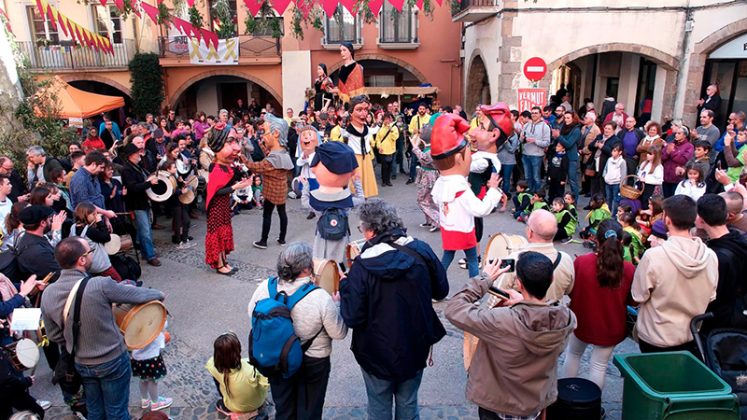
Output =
[
  {"x1": 58, "y1": 74, "x2": 132, "y2": 98},
  {"x1": 546, "y1": 43, "x2": 679, "y2": 72},
  {"x1": 465, "y1": 51, "x2": 490, "y2": 114},
  {"x1": 168, "y1": 69, "x2": 282, "y2": 106},
  {"x1": 683, "y1": 17, "x2": 747, "y2": 124},
  {"x1": 327, "y1": 53, "x2": 427, "y2": 83}
]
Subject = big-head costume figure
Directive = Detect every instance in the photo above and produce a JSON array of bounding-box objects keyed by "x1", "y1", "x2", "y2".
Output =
[
  {"x1": 205, "y1": 123, "x2": 253, "y2": 274},
  {"x1": 430, "y1": 114, "x2": 502, "y2": 278},
  {"x1": 296, "y1": 126, "x2": 321, "y2": 217},
  {"x1": 310, "y1": 141, "x2": 364, "y2": 265},
  {"x1": 466, "y1": 103, "x2": 514, "y2": 246}
]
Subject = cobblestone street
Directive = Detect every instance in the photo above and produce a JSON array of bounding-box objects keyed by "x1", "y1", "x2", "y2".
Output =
[{"x1": 33, "y1": 180, "x2": 635, "y2": 419}]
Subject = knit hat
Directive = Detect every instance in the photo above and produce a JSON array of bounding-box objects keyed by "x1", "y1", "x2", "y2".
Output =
[
  {"x1": 430, "y1": 113, "x2": 470, "y2": 160},
  {"x1": 207, "y1": 122, "x2": 231, "y2": 153},
  {"x1": 311, "y1": 141, "x2": 358, "y2": 174},
  {"x1": 480, "y1": 103, "x2": 513, "y2": 139},
  {"x1": 20, "y1": 205, "x2": 54, "y2": 226},
  {"x1": 651, "y1": 219, "x2": 667, "y2": 240}
]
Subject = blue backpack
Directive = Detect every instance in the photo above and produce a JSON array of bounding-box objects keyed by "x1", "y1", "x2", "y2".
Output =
[{"x1": 249, "y1": 277, "x2": 321, "y2": 378}]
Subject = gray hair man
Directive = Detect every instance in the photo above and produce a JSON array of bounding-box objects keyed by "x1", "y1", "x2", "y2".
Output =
[
  {"x1": 26, "y1": 145, "x2": 63, "y2": 188},
  {"x1": 247, "y1": 241, "x2": 347, "y2": 419},
  {"x1": 340, "y1": 199, "x2": 448, "y2": 420},
  {"x1": 492, "y1": 209, "x2": 575, "y2": 305}
]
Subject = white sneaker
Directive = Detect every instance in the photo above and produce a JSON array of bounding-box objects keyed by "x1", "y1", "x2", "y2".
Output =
[
  {"x1": 141, "y1": 398, "x2": 150, "y2": 409},
  {"x1": 150, "y1": 396, "x2": 173, "y2": 411},
  {"x1": 37, "y1": 400, "x2": 51, "y2": 410}
]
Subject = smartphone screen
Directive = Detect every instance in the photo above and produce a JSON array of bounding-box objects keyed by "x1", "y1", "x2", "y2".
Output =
[{"x1": 488, "y1": 286, "x2": 510, "y2": 300}]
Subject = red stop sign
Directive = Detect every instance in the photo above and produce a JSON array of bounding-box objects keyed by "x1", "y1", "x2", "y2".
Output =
[{"x1": 523, "y1": 57, "x2": 547, "y2": 82}]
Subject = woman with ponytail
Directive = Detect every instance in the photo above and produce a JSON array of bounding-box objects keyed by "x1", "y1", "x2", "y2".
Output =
[{"x1": 560, "y1": 219, "x2": 636, "y2": 389}]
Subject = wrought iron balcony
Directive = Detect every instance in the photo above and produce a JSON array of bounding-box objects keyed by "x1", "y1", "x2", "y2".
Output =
[
  {"x1": 452, "y1": 0, "x2": 500, "y2": 22},
  {"x1": 19, "y1": 39, "x2": 136, "y2": 71}
]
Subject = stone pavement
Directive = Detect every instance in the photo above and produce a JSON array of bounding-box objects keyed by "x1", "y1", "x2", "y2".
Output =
[{"x1": 31, "y1": 178, "x2": 637, "y2": 419}]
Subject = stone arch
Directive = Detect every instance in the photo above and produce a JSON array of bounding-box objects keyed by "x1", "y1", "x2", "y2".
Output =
[
  {"x1": 683, "y1": 17, "x2": 747, "y2": 124},
  {"x1": 327, "y1": 53, "x2": 427, "y2": 83},
  {"x1": 169, "y1": 69, "x2": 282, "y2": 106},
  {"x1": 58, "y1": 74, "x2": 132, "y2": 98},
  {"x1": 546, "y1": 43, "x2": 680, "y2": 72},
  {"x1": 465, "y1": 52, "x2": 490, "y2": 114}
]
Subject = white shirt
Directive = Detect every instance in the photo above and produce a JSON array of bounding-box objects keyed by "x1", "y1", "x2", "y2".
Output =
[
  {"x1": 0, "y1": 198, "x2": 12, "y2": 235},
  {"x1": 638, "y1": 162, "x2": 663, "y2": 185},
  {"x1": 674, "y1": 180, "x2": 706, "y2": 202}
]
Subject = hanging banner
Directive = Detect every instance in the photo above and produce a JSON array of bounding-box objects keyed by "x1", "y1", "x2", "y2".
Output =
[
  {"x1": 188, "y1": 37, "x2": 239, "y2": 65},
  {"x1": 517, "y1": 88, "x2": 547, "y2": 113}
]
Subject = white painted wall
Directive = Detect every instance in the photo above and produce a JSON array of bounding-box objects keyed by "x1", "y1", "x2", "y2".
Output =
[
  {"x1": 462, "y1": 18, "x2": 501, "y2": 104},
  {"x1": 281, "y1": 50, "x2": 310, "y2": 114}
]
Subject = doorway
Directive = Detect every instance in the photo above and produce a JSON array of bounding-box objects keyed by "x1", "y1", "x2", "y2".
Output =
[{"x1": 219, "y1": 82, "x2": 248, "y2": 112}]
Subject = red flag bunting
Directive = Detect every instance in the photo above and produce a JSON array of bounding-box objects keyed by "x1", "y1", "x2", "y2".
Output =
[
  {"x1": 113, "y1": 0, "x2": 124, "y2": 10},
  {"x1": 388, "y1": 0, "x2": 404, "y2": 11},
  {"x1": 321, "y1": 0, "x2": 338, "y2": 15},
  {"x1": 243, "y1": 0, "x2": 262, "y2": 16},
  {"x1": 338, "y1": 0, "x2": 356, "y2": 14},
  {"x1": 415, "y1": 0, "x2": 424, "y2": 9},
  {"x1": 140, "y1": 2, "x2": 160, "y2": 25},
  {"x1": 368, "y1": 0, "x2": 383, "y2": 15},
  {"x1": 270, "y1": 0, "x2": 291, "y2": 15}
]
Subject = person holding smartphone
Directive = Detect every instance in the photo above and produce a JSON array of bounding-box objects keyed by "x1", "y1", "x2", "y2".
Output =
[{"x1": 445, "y1": 252, "x2": 576, "y2": 419}]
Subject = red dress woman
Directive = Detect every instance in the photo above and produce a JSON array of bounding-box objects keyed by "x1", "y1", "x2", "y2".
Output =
[
  {"x1": 335, "y1": 41, "x2": 365, "y2": 105},
  {"x1": 204, "y1": 123, "x2": 252, "y2": 275}
]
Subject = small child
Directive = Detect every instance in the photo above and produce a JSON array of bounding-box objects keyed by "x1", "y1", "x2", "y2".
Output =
[
  {"x1": 579, "y1": 193, "x2": 611, "y2": 240},
  {"x1": 551, "y1": 197, "x2": 577, "y2": 242},
  {"x1": 619, "y1": 212, "x2": 643, "y2": 264},
  {"x1": 546, "y1": 142, "x2": 568, "y2": 201},
  {"x1": 603, "y1": 144, "x2": 627, "y2": 216},
  {"x1": 251, "y1": 175, "x2": 264, "y2": 208},
  {"x1": 637, "y1": 145, "x2": 663, "y2": 210},
  {"x1": 686, "y1": 140, "x2": 712, "y2": 174},
  {"x1": 637, "y1": 195, "x2": 664, "y2": 238},
  {"x1": 512, "y1": 180, "x2": 531, "y2": 219},
  {"x1": 132, "y1": 324, "x2": 172, "y2": 412},
  {"x1": 231, "y1": 184, "x2": 253, "y2": 214},
  {"x1": 519, "y1": 188, "x2": 550, "y2": 223},
  {"x1": 564, "y1": 193, "x2": 578, "y2": 221},
  {"x1": 674, "y1": 163, "x2": 706, "y2": 202}
]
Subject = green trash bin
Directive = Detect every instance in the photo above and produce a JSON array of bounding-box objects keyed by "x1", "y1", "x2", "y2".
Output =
[{"x1": 613, "y1": 351, "x2": 740, "y2": 420}]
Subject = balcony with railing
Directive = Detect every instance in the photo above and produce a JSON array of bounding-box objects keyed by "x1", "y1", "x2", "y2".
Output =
[
  {"x1": 452, "y1": 0, "x2": 500, "y2": 22},
  {"x1": 378, "y1": 8, "x2": 419, "y2": 49},
  {"x1": 157, "y1": 35, "x2": 281, "y2": 66},
  {"x1": 19, "y1": 39, "x2": 135, "y2": 71}
]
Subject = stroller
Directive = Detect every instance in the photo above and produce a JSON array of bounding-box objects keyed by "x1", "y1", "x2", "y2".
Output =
[{"x1": 691, "y1": 313, "x2": 747, "y2": 419}]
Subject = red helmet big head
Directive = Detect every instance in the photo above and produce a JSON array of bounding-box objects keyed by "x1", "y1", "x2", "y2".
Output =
[{"x1": 431, "y1": 114, "x2": 471, "y2": 160}]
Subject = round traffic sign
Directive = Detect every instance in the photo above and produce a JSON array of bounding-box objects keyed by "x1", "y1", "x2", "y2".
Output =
[{"x1": 523, "y1": 57, "x2": 547, "y2": 82}]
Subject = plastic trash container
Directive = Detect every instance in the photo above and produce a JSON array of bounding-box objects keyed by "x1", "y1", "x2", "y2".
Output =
[{"x1": 613, "y1": 351, "x2": 739, "y2": 419}]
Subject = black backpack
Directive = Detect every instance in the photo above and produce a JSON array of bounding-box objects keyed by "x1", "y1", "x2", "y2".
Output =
[
  {"x1": 316, "y1": 208, "x2": 349, "y2": 241},
  {"x1": 110, "y1": 254, "x2": 141, "y2": 281}
]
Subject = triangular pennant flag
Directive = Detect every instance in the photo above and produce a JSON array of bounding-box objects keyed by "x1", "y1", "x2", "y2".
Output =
[
  {"x1": 295, "y1": 0, "x2": 311, "y2": 18},
  {"x1": 66, "y1": 17, "x2": 75, "y2": 39},
  {"x1": 46, "y1": 7, "x2": 58, "y2": 31},
  {"x1": 271, "y1": 0, "x2": 291, "y2": 15},
  {"x1": 415, "y1": 0, "x2": 424, "y2": 9},
  {"x1": 369, "y1": 0, "x2": 383, "y2": 16},
  {"x1": 339, "y1": 0, "x2": 355, "y2": 14},
  {"x1": 200, "y1": 28, "x2": 218, "y2": 48},
  {"x1": 387, "y1": 0, "x2": 404, "y2": 11},
  {"x1": 321, "y1": 0, "x2": 337, "y2": 16},
  {"x1": 243, "y1": 0, "x2": 262, "y2": 16},
  {"x1": 113, "y1": 0, "x2": 124, "y2": 9},
  {"x1": 140, "y1": 2, "x2": 160, "y2": 24},
  {"x1": 98, "y1": 0, "x2": 108, "y2": 6},
  {"x1": 35, "y1": 0, "x2": 48, "y2": 15},
  {"x1": 187, "y1": 0, "x2": 195, "y2": 6},
  {"x1": 73, "y1": 23, "x2": 83, "y2": 43},
  {"x1": 56, "y1": 13, "x2": 68, "y2": 36}
]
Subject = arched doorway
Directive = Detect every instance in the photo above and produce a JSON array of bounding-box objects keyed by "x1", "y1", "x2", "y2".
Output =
[
  {"x1": 465, "y1": 55, "x2": 490, "y2": 114},
  {"x1": 699, "y1": 32, "x2": 747, "y2": 128},
  {"x1": 172, "y1": 75, "x2": 281, "y2": 118},
  {"x1": 546, "y1": 44, "x2": 679, "y2": 125},
  {"x1": 66, "y1": 80, "x2": 132, "y2": 126}
]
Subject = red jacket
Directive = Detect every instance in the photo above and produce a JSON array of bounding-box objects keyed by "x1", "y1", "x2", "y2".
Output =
[{"x1": 569, "y1": 253, "x2": 635, "y2": 346}]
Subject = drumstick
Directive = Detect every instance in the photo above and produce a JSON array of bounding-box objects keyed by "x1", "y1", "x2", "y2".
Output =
[{"x1": 40, "y1": 272, "x2": 54, "y2": 285}]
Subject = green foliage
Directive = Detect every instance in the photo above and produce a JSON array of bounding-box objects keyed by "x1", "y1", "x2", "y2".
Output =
[
  {"x1": 0, "y1": 64, "x2": 77, "y2": 170},
  {"x1": 157, "y1": 2, "x2": 171, "y2": 24},
  {"x1": 212, "y1": 0, "x2": 237, "y2": 39},
  {"x1": 244, "y1": 1, "x2": 283, "y2": 38},
  {"x1": 188, "y1": 5, "x2": 204, "y2": 28},
  {"x1": 128, "y1": 53, "x2": 164, "y2": 119}
]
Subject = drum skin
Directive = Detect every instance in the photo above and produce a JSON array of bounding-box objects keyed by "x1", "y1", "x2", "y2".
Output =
[
  {"x1": 313, "y1": 259, "x2": 340, "y2": 295},
  {"x1": 5, "y1": 338, "x2": 39, "y2": 370},
  {"x1": 112, "y1": 301, "x2": 167, "y2": 350}
]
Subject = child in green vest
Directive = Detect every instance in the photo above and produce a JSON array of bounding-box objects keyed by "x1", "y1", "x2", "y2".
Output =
[
  {"x1": 512, "y1": 180, "x2": 531, "y2": 219},
  {"x1": 564, "y1": 192, "x2": 578, "y2": 221},
  {"x1": 552, "y1": 197, "x2": 577, "y2": 242},
  {"x1": 579, "y1": 193, "x2": 611, "y2": 240},
  {"x1": 519, "y1": 187, "x2": 549, "y2": 222},
  {"x1": 619, "y1": 212, "x2": 643, "y2": 264}
]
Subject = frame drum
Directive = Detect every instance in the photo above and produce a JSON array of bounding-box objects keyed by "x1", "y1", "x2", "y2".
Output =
[
  {"x1": 145, "y1": 171, "x2": 176, "y2": 202},
  {"x1": 4, "y1": 338, "x2": 39, "y2": 371},
  {"x1": 313, "y1": 259, "x2": 340, "y2": 295},
  {"x1": 112, "y1": 301, "x2": 167, "y2": 350},
  {"x1": 345, "y1": 239, "x2": 367, "y2": 268},
  {"x1": 483, "y1": 233, "x2": 528, "y2": 265}
]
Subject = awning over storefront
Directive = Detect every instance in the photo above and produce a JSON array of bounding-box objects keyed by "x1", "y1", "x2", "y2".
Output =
[
  {"x1": 362, "y1": 86, "x2": 439, "y2": 98},
  {"x1": 37, "y1": 76, "x2": 125, "y2": 119}
]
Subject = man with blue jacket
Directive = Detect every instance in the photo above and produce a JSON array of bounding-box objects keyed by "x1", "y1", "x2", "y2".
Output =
[{"x1": 340, "y1": 199, "x2": 448, "y2": 420}]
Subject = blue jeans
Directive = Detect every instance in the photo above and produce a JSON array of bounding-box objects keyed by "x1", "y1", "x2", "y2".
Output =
[
  {"x1": 361, "y1": 368, "x2": 424, "y2": 420},
  {"x1": 133, "y1": 209, "x2": 156, "y2": 260},
  {"x1": 605, "y1": 183, "x2": 621, "y2": 216},
  {"x1": 501, "y1": 163, "x2": 515, "y2": 194},
  {"x1": 75, "y1": 351, "x2": 132, "y2": 420},
  {"x1": 442, "y1": 246, "x2": 479, "y2": 278},
  {"x1": 521, "y1": 154, "x2": 543, "y2": 193},
  {"x1": 567, "y1": 159, "x2": 580, "y2": 201}
]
